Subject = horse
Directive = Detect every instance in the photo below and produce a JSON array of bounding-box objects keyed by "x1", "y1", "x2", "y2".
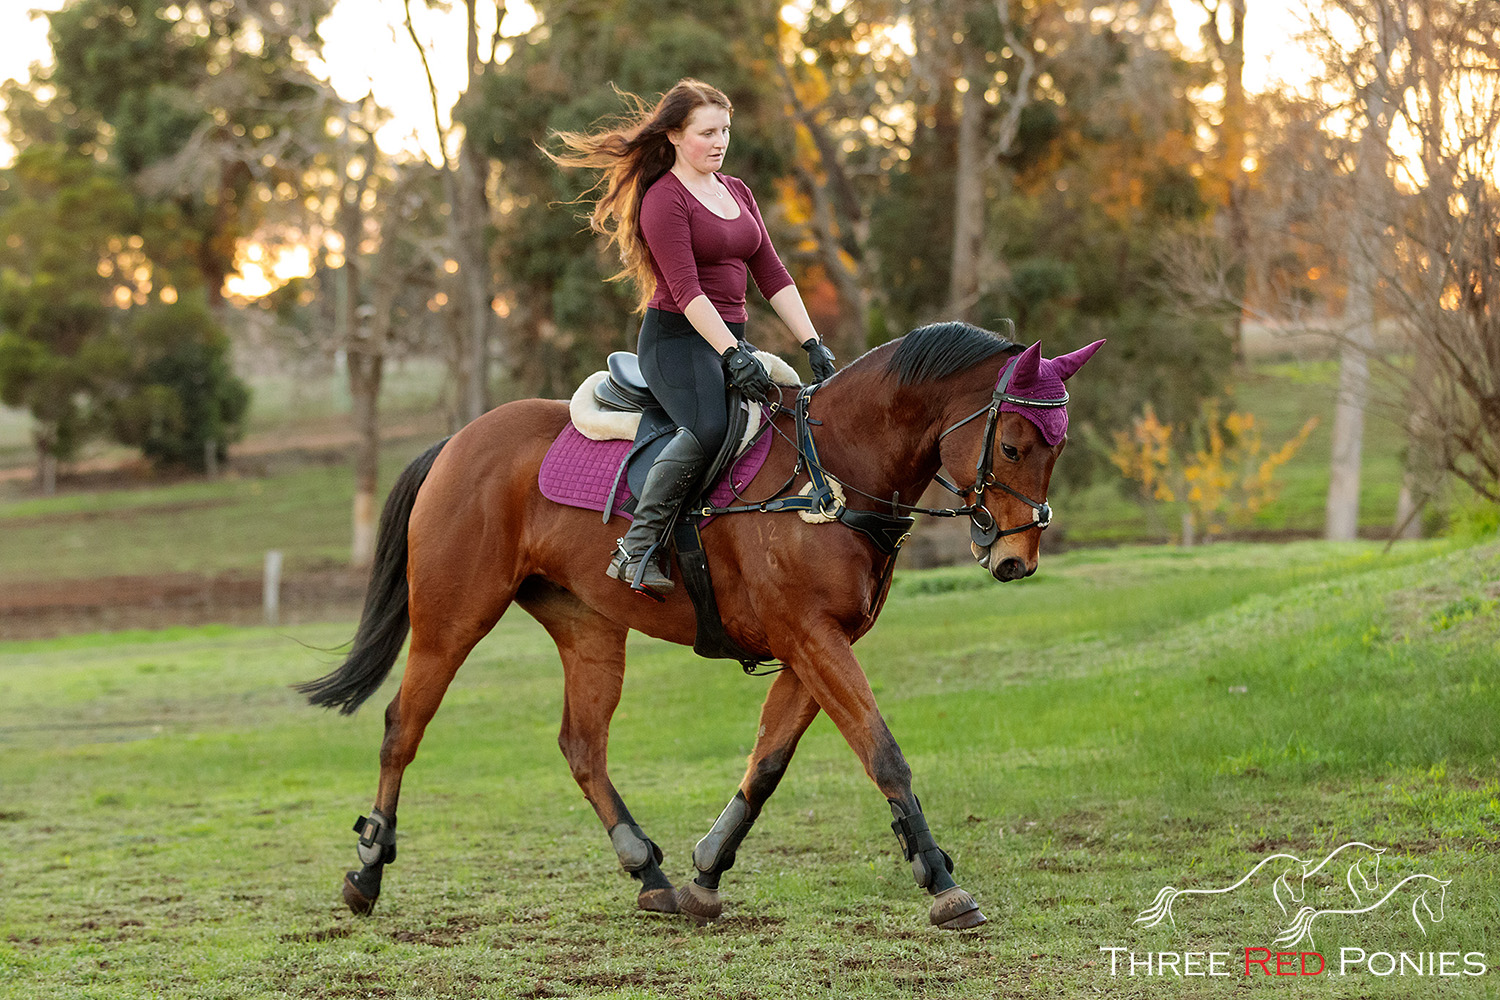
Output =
[
  {"x1": 297, "y1": 321, "x2": 1104, "y2": 930},
  {"x1": 1275, "y1": 873, "x2": 1450, "y2": 951}
]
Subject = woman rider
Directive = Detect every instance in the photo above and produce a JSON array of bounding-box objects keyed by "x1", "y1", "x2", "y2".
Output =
[{"x1": 551, "y1": 78, "x2": 837, "y2": 597}]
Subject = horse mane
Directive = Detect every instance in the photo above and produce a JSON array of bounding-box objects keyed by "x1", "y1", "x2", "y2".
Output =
[{"x1": 884, "y1": 321, "x2": 1020, "y2": 386}]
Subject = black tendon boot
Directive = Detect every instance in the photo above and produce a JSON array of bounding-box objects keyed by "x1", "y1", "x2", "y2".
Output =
[{"x1": 606, "y1": 427, "x2": 707, "y2": 597}]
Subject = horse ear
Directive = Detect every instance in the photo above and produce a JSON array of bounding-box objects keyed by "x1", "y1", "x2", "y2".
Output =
[
  {"x1": 1051, "y1": 339, "x2": 1106, "y2": 382},
  {"x1": 1010, "y1": 340, "x2": 1043, "y2": 387}
]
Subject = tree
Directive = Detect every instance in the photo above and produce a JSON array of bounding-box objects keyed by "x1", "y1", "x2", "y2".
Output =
[
  {"x1": 321, "y1": 95, "x2": 446, "y2": 566},
  {"x1": 1188, "y1": 0, "x2": 1251, "y2": 358},
  {"x1": 0, "y1": 145, "x2": 135, "y2": 491},
  {"x1": 1308, "y1": 0, "x2": 1404, "y2": 541},
  {"x1": 1378, "y1": 0, "x2": 1500, "y2": 508},
  {"x1": 403, "y1": 0, "x2": 504, "y2": 425},
  {"x1": 45, "y1": 0, "x2": 334, "y2": 307},
  {"x1": 101, "y1": 299, "x2": 251, "y2": 471}
]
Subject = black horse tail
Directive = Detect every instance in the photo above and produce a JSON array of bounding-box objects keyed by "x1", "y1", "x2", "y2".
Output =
[{"x1": 296, "y1": 437, "x2": 451, "y2": 715}]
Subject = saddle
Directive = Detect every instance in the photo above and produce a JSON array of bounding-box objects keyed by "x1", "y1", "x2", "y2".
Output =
[{"x1": 543, "y1": 351, "x2": 799, "y2": 671}]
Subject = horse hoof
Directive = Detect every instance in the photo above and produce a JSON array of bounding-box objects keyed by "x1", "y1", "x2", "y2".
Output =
[
  {"x1": 342, "y1": 871, "x2": 379, "y2": 916},
  {"x1": 675, "y1": 882, "x2": 722, "y2": 924},
  {"x1": 637, "y1": 887, "x2": 680, "y2": 914},
  {"x1": 930, "y1": 886, "x2": 986, "y2": 931}
]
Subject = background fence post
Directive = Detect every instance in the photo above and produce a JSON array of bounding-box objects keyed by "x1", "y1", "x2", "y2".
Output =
[{"x1": 263, "y1": 550, "x2": 283, "y2": 626}]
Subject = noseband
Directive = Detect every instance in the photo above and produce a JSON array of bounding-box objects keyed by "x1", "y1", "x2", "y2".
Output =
[{"x1": 935, "y1": 355, "x2": 1066, "y2": 548}]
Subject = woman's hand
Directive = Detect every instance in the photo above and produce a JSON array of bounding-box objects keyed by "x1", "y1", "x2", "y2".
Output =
[
  {"x1": 721, "y1": 344, "x2": 775, "y2": 402},
  {"x1": 802, "y1": 340, "x2": 837, "y2": 383}
]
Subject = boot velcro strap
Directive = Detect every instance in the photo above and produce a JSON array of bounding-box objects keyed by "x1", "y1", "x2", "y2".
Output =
[
  {"x1": 891, "y1": 812, "x2": 940, "y2": 862},
  {"x1": 355, "y1": 814, "x2": 397, "y2": 847}
]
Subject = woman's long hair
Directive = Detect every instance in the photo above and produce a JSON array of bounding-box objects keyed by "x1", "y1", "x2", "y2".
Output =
[{"x1": 548, "y1": 79, "x2": 732, "y2": 311}]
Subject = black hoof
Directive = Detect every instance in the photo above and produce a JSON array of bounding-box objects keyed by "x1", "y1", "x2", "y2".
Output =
[{"x1": 343, "y1": 870, "x2": 380, "y2": 915}]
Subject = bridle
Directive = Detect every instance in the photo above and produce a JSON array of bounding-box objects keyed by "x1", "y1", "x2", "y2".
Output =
[
  {"x1": 699, "y1": 351, "x2": 1066, "y2": 555},
  {"x1": 932, "y1": 354, "x2": 1066, "y2": 548}
]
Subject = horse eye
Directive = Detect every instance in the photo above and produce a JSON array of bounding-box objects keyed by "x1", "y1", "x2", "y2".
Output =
[{"x1": 1001, "y1": 443, "x2": 1020, "y2": 462}]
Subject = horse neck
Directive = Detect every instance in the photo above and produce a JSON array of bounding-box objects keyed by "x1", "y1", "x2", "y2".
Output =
[{"x1": 808, "y1": 358, "x2": 993, "y2": 504}]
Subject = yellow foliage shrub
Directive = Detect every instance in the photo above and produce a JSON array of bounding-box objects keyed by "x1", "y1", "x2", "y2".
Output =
[{"x1": 1110, "y1": 400, "x2": 1318, "y2": 544}]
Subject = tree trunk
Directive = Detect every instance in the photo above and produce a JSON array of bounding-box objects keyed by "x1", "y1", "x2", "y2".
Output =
[
  {"x1": 35, "y1": 436, "x2": 58, "y2": 496},
  {"x1": 948, "y1": 53, "x2": 985, "y2": 321},
  {"x1": 1325, "y1": 312, "x2": 1373, "y2": 541},
  {"x1": 338, "y1": 146, "x2": 381, "y2": 569},
  {"x1": 1220, "y1": 0, "x2": 1249, "y2": 360},
  {"x1": 1324, "y1": 8, "x2": 1394, "y2": 541},
  {"x1": 455, "y1": 134, "x2": 492, "y2": 422},
  {"x1": 348, "y1": 346, "x2": 382, "y2": 569}
]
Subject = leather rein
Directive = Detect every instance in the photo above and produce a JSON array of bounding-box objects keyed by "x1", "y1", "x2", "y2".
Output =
[{"x1": 695, "y1": 354, "x2": 1064, "y2": 554}]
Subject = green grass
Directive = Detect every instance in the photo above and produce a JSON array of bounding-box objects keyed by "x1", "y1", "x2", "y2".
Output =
[
  {"x1": 2, "y1": 540, "x2": 1498, "y2": 998},
  {"x1": 0, "y1": 441, "x2": 439, "y2": 581}
]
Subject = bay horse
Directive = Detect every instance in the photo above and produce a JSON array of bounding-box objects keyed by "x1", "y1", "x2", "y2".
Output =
[{"x1": 298, "y1": 321, "x2": 1103, "y2": 930}]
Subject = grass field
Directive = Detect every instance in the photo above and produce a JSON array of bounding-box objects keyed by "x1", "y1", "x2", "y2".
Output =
[{"x1": 2, "y1": 539, "x2": 1497, "y2": 998}]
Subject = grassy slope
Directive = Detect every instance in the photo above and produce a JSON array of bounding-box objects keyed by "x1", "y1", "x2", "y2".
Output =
[{"x1": 1, "y1": 540, "x2": 1496, "y2": 999}]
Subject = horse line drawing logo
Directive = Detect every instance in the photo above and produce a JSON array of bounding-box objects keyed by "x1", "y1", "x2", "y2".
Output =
[{"x1": 1099, "y1": 842, "x2": 1487, "y2": 979}]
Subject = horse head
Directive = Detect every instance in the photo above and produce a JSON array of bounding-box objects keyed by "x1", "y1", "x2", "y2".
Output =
[{"x1": 940, "y1": 338, "x2": 1104, "y2": 582}]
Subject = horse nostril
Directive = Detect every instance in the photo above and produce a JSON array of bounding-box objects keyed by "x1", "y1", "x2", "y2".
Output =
[{"x1": 995, "y1": 557, "x2": 1026, "y2": 581}]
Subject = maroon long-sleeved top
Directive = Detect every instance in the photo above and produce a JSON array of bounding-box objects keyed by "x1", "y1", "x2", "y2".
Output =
[{"x1": 639, "y1": 171, "x2": 795, "y2": 323}]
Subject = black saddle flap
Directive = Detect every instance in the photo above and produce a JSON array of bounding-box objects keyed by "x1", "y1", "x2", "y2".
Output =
[{"x1": 624, "y1": 385, "x2": 751, "y2": 508}]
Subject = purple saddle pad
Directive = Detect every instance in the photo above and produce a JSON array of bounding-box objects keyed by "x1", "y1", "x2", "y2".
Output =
[{"x1": 538, "y1": 420, "x2": 775, "y2": 521}]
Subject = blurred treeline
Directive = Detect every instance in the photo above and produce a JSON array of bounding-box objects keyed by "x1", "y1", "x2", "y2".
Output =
[{"x1": 1, "y1": 0, "x2": 1497, "y2": 537}]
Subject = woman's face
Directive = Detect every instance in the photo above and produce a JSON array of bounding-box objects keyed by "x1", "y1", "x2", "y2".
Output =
[{"x1": 670, "y1": 104, "x2": 731, "y2": 176}]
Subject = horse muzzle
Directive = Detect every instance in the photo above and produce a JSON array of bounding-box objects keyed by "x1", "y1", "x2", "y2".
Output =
[{"x1": 972, "y1": 542, "x2": 1034, "y2": 581}]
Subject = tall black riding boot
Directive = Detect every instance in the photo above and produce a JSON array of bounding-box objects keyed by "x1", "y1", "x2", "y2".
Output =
[{"x1": 606, "y1": 427, "x2": 707, "y2": 598}]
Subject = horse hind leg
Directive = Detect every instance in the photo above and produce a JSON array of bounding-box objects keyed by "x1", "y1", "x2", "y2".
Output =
[
  {"x1": 518, "y1": 581, "x2": 678, "y2": 914},
  {"x1": 344, "y1": 596, "x2": 514, "y2": 914}
]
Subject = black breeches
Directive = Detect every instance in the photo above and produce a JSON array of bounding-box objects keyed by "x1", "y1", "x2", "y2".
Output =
[{"x1": 637, "y1": 307, "x2": 742, "y2": 460}]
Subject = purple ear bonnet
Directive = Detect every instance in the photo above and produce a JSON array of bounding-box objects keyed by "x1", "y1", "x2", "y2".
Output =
[{"x1": 999, "y1": 340, "x2": 1105, "y2": 446}]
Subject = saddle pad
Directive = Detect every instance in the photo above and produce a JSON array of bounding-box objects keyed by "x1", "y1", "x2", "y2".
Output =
[{"x1": 539, "y1": 418, "x2": 775, "y2": 521}]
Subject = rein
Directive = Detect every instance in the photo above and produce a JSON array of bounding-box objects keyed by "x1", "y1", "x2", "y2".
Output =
[{"x1": 695, "y1": 354, "x2": 1064, "y2": 554}]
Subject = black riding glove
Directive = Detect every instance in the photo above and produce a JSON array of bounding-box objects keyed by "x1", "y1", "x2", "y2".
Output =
[
  {"x1": 802, "y1": 339, "x2": 837, "y2": 383},
  {"x1": 721, "y1": 344, "x2": 774, "y2": 403}
]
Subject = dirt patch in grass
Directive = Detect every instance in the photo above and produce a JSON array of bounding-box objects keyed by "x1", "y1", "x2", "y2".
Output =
[
  {"x1": 389, "y1": 915, "x2": 489, "y2": 948},
  {"x1": 281, "y1": 924, "x2": 355, "y2": 944},
  {"x1": 0, "y1": 567, "x2": 367, "y2": 638}
]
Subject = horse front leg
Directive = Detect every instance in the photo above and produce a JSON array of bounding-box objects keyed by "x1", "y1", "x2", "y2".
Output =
[
  {"x1": 678, "y1": 668, "x2": 821, "y2": 922},
  {"x1": 778, "y1": 625, "x2": 986, "y2": 930}
]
